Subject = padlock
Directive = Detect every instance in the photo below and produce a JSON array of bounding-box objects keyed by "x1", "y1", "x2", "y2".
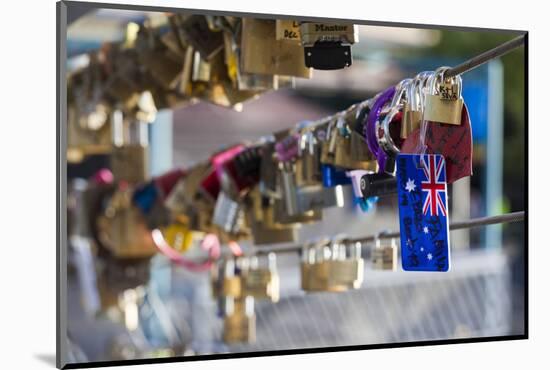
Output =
[
  {"x1": 243, "y1": 254, "x2": 280, "y2": 302},
  {"x1": 321, "y1": 164, "x2": 352, "y2": 188},
  {"x1": 328, "y1": 240, "x2": 364, "y2": 289},
  {"x1": 212, "y1": 191, "x2": 245, "y2": 235},
  {"x1": 296, "y1": 183, "x2": 347, "y2": 213},
  {"x1": 245, "y1": 186, "x2": 298, "y2": 244},
  {"x1": 259, "y1": 140, "x2": 279, "y2": 198},
  {"x1": 276, "y1": 19, "x2": 301, "y2": 41},
  {"x1": 301, "y1": 239, "x2": 364, "y2": 292},
  {"x1": 372, "y1": 238, "x2": 398, "y2": 271},
  {"x1": 295, "y1": 130, "x2": 323, "y2": 186},
  {"x1": 424, "y1": 68, "x2": 464, "y2": 125},
  {"x1": 320, "y1": 119, "x2": 338, "y2": 165},
  {"x1": 300, "y1": 22, "x2": 358, "y2": 70},
  {"x1": 273, "y1": 162, "x2": 323, "y2": 224},
  {"x1": 159, "y1": 221, "x2": 194, "y2": 253},
  {"x1": 240, "y1": 18, "x2": 312, "y2": 78},
  {"x1": 222, "y1": 296, "x2": 256, "y2": 343},
  {"x1": 67, "y1": 61, "x2": 112, "y2": 161},
  {"x1": 95, "y1": 187, "x2": 158, "y2": 259},
  {"x1": 401, "y1": 74, "x2": 427, "y2": 138},
  {"x1": 212, "y1": 258, "x2": 244, "y2": 298},
  {"x1": 110, "y1": 111, "x2": 149, "y2": 184},
  {"x1": 96, "y1": 255, "x2": 151, "y2": 312},
  {"x1": 360, "y1": 172, "x2": 397, "y2": 198}
]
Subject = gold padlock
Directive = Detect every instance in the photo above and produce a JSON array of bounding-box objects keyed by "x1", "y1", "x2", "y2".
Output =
[
  {"x1": 243, "y1": 254, "x2": 280, "y2": 302},
  {"x1": 301, "y1": 239, "x2": 364, "y2": 292},
  {"x1": 276, "y1": 19, "x2": 301, "y2": 42},
  {"x1": 96, "y1": 188, "x2": 157, "y2": 259},
  {"x1": 240, "y1": 18, "x2": 312, "y2": 78},
  {"x1": 223, "y1": 296, "x2": 256, "y2": 343},
  {"x1": 372, "y1": 238, "x2": 398, "y2": 271},
  {"x1": 423, "y1": 68, "x2": 463, "y2": 125}
]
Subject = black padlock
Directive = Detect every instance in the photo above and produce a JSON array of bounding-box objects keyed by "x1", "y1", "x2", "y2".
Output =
[
  {"x1": 360, "y1": 172, "x2": 397, "y2": 198},
  {"x1": 304, "y1": 42, "x2": 352, "y2": 70}
]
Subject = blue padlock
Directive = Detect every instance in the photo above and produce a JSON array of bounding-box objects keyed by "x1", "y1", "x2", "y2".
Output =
[{"x1": 322, "y1": 164, "x2": 352, "y2": 188}]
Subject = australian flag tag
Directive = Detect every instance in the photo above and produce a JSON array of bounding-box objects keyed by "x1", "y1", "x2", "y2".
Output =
[{"x1": 396, "y1": 153, "x2": 450, "y2": 272}]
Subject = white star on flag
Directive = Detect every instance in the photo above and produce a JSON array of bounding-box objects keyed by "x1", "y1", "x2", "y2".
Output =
[
  {"x1": 405, "y1": 178, "x2": 416, "y2": 192},
  {"x1": 420, "y1": 247, "x2": 424, "y2": 252},
  {"x1": 427, "y1": 253, "x2": 433, "y2": 260},
  {"x1": 423, "y1": 226, "x2": 429, "y2": 234}
]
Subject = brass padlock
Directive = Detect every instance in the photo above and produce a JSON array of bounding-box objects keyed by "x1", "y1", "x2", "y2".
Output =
[
  {"x1": 276, "y1": 19, "x2": 301, "y2": 42},
  {"x1": 301, "y1": 239, "x2": 364, "y2": 292},
  {"x1": 241, "y1": 18, "x2": 312, "y2": 78},
  {"x1": 223, "y1": 296, "x2": 256, "y2": 343},
  {"x1": 212, "y1": 258, "x2": 244, "y2": 298},
  {"x1": 401, "y1": 73, "x2": 427, "y2": 138},
  {"x1": 243, "y1": 254, "x2": 280, "y2": 302},
  {"x1": 110, "y1": 114, "x2": 150, "y2": 184},
  {"x1": 371, "y1": 238, "x2": 398, "y2": 271},
  {"x1": 95, "y1": 188, "x2": 157, "y2": 259},
  {"x1": 320, "y1": 119, "x2": 338, "y2": 165},
  {"x1": 246, "y1": 187, "x2": 298, "y2": 244},
  {"x1": 423, "y1": 68, "x2": 463, "y2": 125},
  {"x1": 296, "y1": 130, "x2": 322, "y2": 186}
]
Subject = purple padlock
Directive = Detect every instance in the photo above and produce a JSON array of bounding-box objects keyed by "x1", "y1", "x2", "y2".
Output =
[{"x1": 364, "y1": 86, "x2": 395, "y2": 173}]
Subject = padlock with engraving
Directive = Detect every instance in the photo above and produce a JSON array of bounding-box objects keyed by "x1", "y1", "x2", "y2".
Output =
[
  {"x1": 300, "y1": 22, "x2": 358, "y2": 70},
  {"x1": 243, "y1": 253, "x2": 280, "y2": 302},
  {"x1": 219, "y1": 19, "x2": 281, "y2": 91},
  {"x1": 372, "y1": 238, "x2": 398, "y2": 271},
  {"x1": 241, "y1": 18, "x2": 312, "y2": 78},
  {"x1": 95, "y1": 186, "x2": 157, "y2": 259},
  {"x1": 424, "y1": 68, "x2": 464, "y2": 125},
  {"x1": 222, "y1": 296, "x2": 256, "y2": 344},
  {"x1": 276, "y1": 19, "x2": 301, "y2": 41}
]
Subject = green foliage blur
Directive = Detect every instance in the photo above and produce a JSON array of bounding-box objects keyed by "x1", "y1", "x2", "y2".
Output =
[{"x1": 431, "y1": 31, "x2": 526, "y2": 211}]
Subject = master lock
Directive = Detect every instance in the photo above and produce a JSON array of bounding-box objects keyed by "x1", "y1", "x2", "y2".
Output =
[{"x1": 300, "y1": 22, "x2": 358, "y2": 70}]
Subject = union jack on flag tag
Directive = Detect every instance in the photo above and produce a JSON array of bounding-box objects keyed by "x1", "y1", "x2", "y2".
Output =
[{"x1": 396, "y1": 153, "x2": 450, "y2": 272}]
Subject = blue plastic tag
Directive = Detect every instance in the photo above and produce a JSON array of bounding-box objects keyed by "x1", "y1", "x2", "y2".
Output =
[{"x1": 396, "y1": 154, "x2": 450, "y2": 272}]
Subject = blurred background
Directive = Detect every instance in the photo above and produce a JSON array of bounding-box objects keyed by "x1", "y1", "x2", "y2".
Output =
[{"x1": 65, "y1": 7, "x2": 525, "y2": 364}]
